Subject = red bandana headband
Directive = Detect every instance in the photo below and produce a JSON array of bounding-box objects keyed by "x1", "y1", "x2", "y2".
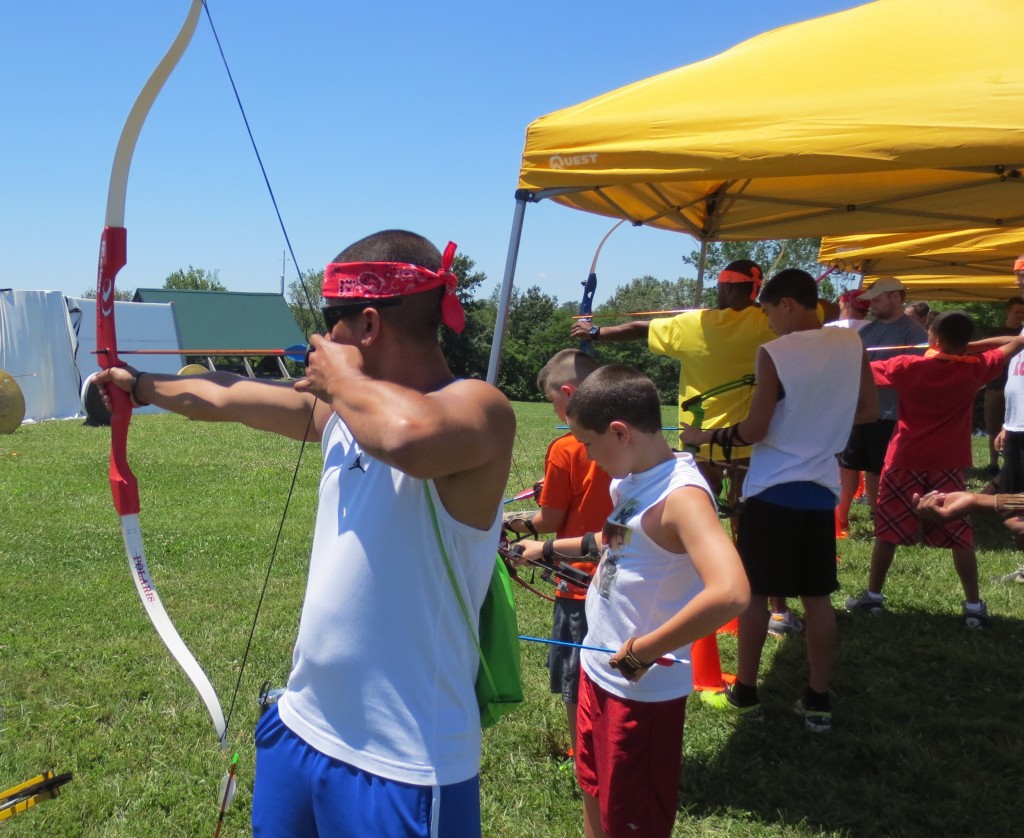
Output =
[
  {"x1": 323, "y1": 241, "x2": 465, "y2": 333},
  {"x1": 717, "y1": 266, "x2": 763, "y2": 301},
  {"x1": 1014, "y1": 256, "x2": 1024, "y2": 273}
]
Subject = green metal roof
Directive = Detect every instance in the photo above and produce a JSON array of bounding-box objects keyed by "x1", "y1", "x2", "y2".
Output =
[{"x1": 132, "y1": 289, "x2": 306, "y2": 353}]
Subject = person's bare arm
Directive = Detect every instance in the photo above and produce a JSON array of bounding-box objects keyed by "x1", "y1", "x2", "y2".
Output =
[
  {"x1": 610, "y1": 486, "x2": 749, "y2": 676},
  {"x1": 569, "y1": 320, "x2": 651, "y2": 342},
  {"x1": 298, "y1": 335, "x2": 515, "y2": 529},
  {"x1": 93, "y1": 365, "x2": 325, "y2": 442},
  {"x1": 854, "y1": 349, "x2": 880, "y2": 424},
  {"x1": 966, "y1": 334, "x2": 1024, "y2": 354}
]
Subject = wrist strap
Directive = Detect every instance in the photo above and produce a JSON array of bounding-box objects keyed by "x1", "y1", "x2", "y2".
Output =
[{"x1": 131, "y1": 372, "x2": 150, "y2": 407}]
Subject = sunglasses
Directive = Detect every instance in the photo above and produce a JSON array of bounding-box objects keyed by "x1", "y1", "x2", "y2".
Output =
[{"x1": 321, "y1": 297, "x2": 403, "y2": 331}]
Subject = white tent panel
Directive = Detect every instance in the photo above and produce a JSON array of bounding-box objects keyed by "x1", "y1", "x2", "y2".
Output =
[
  {"x1": 69, "y1": 298, "x2": 184, "y2": 417},
  {"x1": 0, "y1": 290, "x2": 82, "y2": 422}
]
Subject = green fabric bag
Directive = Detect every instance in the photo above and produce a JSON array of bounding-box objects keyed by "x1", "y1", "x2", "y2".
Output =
[{"x1": 425, "y1": 484, "x2": 523, "y2": 728}]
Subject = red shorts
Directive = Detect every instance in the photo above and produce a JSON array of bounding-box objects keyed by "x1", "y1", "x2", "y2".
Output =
[
  {"x1": 576, "y1": 669, "x2": 687, "y2": 838},
  {"x1": 875, "y1": 467, "x2": 972, "y2": 548}
]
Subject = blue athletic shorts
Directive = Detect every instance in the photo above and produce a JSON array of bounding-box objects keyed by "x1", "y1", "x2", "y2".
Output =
[{"x1": 252, "y1": 704, "x2": 481, "y2": 837}]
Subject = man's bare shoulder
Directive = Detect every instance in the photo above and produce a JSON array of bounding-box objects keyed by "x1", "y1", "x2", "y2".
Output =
[{"x1": 435, "y1": 377, "x2": 514, "y2": 419}]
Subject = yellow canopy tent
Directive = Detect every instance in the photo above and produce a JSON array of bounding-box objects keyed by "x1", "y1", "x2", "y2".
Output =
[
  {"x1": 818, "y1": 229, "x2": 1023, "y2": 301},
  {"x1": 488, "y1": 0, "x2": 1024, "y2": 380}
]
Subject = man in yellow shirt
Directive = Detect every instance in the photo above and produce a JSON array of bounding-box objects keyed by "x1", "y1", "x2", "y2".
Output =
[{"x1": 571, "y1": 260, "x2": 770, "y2": 465}]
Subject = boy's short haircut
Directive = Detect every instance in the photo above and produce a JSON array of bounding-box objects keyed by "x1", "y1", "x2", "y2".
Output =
[
  {"x1": 1006, "y1": 296, "x2": 1024, "y2": 310},
  {"x1": 566, "y1": 364, "x2": 662, "y2": 433},
  {"x1": 930, "y1": 310, "x2": 974, "y2": 349},
  {"x1": 758, "y1": 269, "x2": 818, "y2": 309},
  {"x1": 536, "y1": 348, "x2": 601, "y2": 394}
]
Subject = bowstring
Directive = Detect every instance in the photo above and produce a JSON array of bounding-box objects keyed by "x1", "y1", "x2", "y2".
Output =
[
  {"x1": 201, "y1": 0, "x2": 319, "y2": 327},
  {"x1": 201, "y1": 0, "x2": 324, "y2": 744}
]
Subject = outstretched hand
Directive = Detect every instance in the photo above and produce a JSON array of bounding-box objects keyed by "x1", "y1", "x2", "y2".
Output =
[{"x1": 912, "y1": 490, "x2": 980, "y2": 523}]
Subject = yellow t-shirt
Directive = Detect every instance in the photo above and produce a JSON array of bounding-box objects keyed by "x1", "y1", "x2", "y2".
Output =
[{"x1": 648, "y1": 306, "x2": 775, "y2": 459}]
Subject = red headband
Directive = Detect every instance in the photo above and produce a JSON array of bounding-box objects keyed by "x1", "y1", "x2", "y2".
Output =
[
  {"x1": 323, "y1": 241, "x2": 465, "y2": 333},
  {"x1": 717, "y1": 267, "x2": 763, "y2": 301},
  {"x1": 1014, "y1": 256, "x2": 1024, "y2": 273}
]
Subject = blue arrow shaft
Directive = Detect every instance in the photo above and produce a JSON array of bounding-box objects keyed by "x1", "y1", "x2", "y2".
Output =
[{"x1": 518, "y1": 635, "x2": 688, "y2": 666}]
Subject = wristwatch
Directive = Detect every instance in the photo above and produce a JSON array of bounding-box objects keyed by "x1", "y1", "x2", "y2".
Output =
[{"x1": 588, "y1": 325, "x2": 601, "y2": 339}]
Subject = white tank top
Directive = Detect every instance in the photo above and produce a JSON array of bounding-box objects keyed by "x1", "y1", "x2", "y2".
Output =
[
  {"x1": 743, "y1": 328, "x2": 863, "y2": 500},
  {"x1": 277, "y1": 412, "x2": 500, "y2": 785},
  {"x1": 1004, "y1": 328, "x2": 1024, "y2": 431},
  {"x1": 582, "y1": 454, "x2": 713, "y2": 702}
]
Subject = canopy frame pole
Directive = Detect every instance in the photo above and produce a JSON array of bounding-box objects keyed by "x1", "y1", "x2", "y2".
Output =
[
  {"x1": 487, "y1": 195, "x2": 529, "y2": 384},
  {"x1": 694, "y1": 239, "x2": 709, "y2": 305}
]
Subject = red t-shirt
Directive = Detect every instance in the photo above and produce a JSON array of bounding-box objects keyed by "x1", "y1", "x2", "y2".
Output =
[
  {"x1": 871, "y1": 348, "x2": 1007, "y2": 470},
  {"x1": 537, "y1": 434, "x2": 613, "y2": 600}
]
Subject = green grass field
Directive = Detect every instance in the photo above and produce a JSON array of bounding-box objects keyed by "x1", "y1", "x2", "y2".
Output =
[{"x1": 2, "y1": 405, "x2": 1023, "y2": 836}]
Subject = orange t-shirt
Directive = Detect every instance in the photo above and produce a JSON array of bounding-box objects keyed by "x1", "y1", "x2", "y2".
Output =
[{"x1": 537, "y1": 434, "x2": 613, "y2": 600}]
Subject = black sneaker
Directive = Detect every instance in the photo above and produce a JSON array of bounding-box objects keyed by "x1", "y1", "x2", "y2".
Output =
[{"x1": 793, "y1": 699, "x2": 832, "y2": 733}]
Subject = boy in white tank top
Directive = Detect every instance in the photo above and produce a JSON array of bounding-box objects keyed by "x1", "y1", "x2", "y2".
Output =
[{"x1": 517, "y1": 365, "x2": 749, "y2": 838}]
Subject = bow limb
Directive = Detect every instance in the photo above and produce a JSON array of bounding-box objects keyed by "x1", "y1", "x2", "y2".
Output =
[
  {"x1": 96, "y1": 0, "x2": 227, "y2": 748},
  {"x1": 577, "y1": 219, "x2": 625, "y2": 354}
]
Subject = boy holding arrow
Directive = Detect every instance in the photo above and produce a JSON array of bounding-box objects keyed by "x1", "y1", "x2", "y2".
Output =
[{"x1": 516, "y1": 364, "x2": 748, "y2": 838}]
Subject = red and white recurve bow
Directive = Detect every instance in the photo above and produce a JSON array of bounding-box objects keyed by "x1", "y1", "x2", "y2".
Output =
[{"x1": 95, "y1": 0, "x2": 227, "y2": 748}]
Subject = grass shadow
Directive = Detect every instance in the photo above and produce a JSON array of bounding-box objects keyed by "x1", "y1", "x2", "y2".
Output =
[{"x1": 680, "y1": 606, "x2": 1024, "y2": 837}]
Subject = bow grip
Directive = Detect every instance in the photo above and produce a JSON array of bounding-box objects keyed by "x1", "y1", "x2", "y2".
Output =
[{"x1": 95, "y1": 225, "x2": 140, "y2": 515}]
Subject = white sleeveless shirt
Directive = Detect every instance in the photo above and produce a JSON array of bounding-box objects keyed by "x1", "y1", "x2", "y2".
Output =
[
  {"x1": 742, "y1": 327, "x2": 863, "y2": 500},
  {"x1": 277, "y1": 412, "x2": 500, "y2": 785},
  {"x1": 582, "y1": 453, "x2": 713, "y2": 702}
]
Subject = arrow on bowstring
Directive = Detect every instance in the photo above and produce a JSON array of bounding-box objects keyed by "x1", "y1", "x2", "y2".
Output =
[
  {"x1": 97, "y1": 345, "x2": 309, "y2": 361},
  {"x1": 865, "y1": 343, "x2": 928, "y2": 352},
  {"x1": 573, "y1": 308, "x2": 693, "y2": 320}
]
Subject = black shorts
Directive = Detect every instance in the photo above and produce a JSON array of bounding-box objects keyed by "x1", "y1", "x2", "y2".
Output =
[
  {"x1": 548, "y1": 598, "x2": 587, "y2": 704},
  {"x1": 1000, "y1": 431, "x2": 1024, "y2": 493},
  {"x1": 736, "y1": 496, "x2": 839, "y2": 597},
  {"x1": 839, "y1": 419, "x2": 896, "y2": 475}
]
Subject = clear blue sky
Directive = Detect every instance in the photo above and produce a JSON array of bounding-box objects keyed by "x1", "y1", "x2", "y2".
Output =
[{"x1": 1, "y1": 0, "x2": 863, "y2": 309}]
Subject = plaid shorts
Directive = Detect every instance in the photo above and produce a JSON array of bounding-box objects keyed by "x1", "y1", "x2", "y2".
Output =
[{"x1": 875, "y1": 467, "x2": 972, "y2": 548}]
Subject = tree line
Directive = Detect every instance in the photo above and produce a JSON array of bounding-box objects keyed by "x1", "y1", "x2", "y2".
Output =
[{"x1": 84, "y1": 244, "x2": 1012, "y2": 403}]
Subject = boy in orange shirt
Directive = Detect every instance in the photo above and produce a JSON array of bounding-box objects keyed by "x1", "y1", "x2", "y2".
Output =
[{"x1": 506, "y1": 348, "x2": 613, "y2": 758}]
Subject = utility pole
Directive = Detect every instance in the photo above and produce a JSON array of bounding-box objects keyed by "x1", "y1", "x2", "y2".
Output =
[{"x1": 280, "y1": 250, "x2": 291, "y2": 296}]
